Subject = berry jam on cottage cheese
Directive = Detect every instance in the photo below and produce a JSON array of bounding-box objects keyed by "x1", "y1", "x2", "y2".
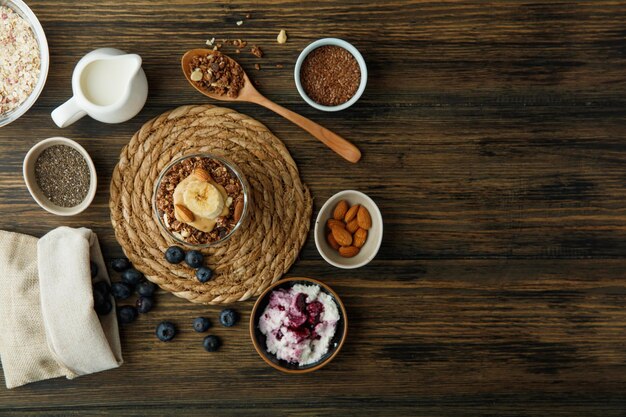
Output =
[{"x1": 258, "y1": 284, "x2": 340, "y2": 366}]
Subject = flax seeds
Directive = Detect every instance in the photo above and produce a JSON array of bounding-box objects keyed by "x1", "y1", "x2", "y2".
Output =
[{"x1": 300, "y1": 45, "x2": 360, "y2": 107}]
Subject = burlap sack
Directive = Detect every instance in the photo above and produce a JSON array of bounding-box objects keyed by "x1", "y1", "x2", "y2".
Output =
[{"x1": 0, "y1": 227, "x2": 123, "y2": 389}]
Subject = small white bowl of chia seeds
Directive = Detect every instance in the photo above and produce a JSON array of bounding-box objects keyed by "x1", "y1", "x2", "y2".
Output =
[{"x1": 23, "y1": 137, "x2": 97, "y2": 216}]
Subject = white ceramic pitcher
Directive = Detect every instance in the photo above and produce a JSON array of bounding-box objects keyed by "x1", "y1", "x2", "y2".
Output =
[{"x1": 52, "y1": 48, "x2": 148, "y2": 128}]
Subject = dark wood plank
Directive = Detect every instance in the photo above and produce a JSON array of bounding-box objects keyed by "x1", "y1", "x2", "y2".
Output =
[
  {"x1": 2, "y1": 260, "x2": 626, "y2": 416},
  {"x1": 1, "y1": 0, "x2": 626, "y2": 415}
]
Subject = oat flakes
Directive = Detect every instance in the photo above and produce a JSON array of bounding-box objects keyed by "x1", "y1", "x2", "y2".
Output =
[{"x1": 0, "y1": 6, "x2": 40, "y2": 115}]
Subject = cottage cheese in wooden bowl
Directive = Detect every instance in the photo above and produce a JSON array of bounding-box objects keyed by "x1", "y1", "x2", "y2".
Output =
[
  {"x1": 0, "y1": 0, "x2": 49, "y2": 127},
  {"x1": 250, "y1": 277, "x2": 348, "y2": 373}
]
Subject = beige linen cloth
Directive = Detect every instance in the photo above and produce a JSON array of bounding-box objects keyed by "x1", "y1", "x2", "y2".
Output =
[{"x1": 0, "y1": 227, "x2": 123, "y2": 389}]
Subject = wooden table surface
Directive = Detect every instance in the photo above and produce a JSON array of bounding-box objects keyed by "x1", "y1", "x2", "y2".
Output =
[{"x1": 2, "y1": 1, "x2": 626, "y2": 415}]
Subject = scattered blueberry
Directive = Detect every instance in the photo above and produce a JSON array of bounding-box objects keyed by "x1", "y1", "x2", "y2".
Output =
[
  {"x1": 185, "y1": 250, "x2": 204, "y2": 268},
  {"x1": 136, "y1": 281, "x2": 156, "y2": 297},
  {"x1": 136, "y1": 296, "x2": 154, "y2": 314},
  {"x1": 95, "y1": 298, "x2": 112, "y2": 315},
  {"x1": 193, "y1": 317, "x2": 212, "y2": 332},
  {"x1": 121, "y1": 268, "x2": 144, "y2": 286},
  {"x1": 93, "y1": 280, "x2": 110, "y2": 297},
  {"x1": 219, "y1": 309, "x2": 239, "y2": 327},
  {"x1": 156, "y1": 321, "x2": 176, "y2": 342},
  {"x1": 165, "y1": 246, "x2": 185, "y2": 264},
  {"x1": 111, "y1": 257, "x2": 131, "y2": 272},
  {"x1": 93, "y1": 285, "x2": 107, "y2": 307},
  {"x1": 195, "y1": 266, "x2": 213, "y2": 283},
  {"x1": 117, "y1": 305, "x2": 138, "y2": 324},
  {"x1": 111, "y1": 282, "x2": 132, "y2": 300},
  {"x1": 203, "y1": 335, "x2": 221, "y2": 352},
  {"x1": 90, "y1": 261, "x2": 98, "y2": 279}
]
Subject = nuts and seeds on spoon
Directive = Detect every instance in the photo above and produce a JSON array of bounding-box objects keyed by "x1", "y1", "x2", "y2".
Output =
[{"x1": 188, "y1": 51, "x2": 245, "y2": 98}]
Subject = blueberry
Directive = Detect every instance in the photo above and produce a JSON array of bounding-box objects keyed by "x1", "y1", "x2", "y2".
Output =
[
  {"x1": 117, "y1": 306, "x2": 138, "y2": 324},
  {"x1": 93, "y1": 280, "x2": 110, "y2": 297},
  {"x1": 203, "y1": 335, "x2": 221, "y2": 352},
  {"x1": 219, "y1": 309, "x2": 239, "y2": 327},
  {"x1": 121, "y1": 268, "x2": 143, "y2": 286},
  {"x1": 165, "y1": 246, "x2": 185, "y2": 264},
  {"x1": 95, "y1": 298, "x2": 112, "y2": 315},
  {"x1": 195, "y1": 266, "x2": 213, "y2": 283},
  {"x1": 136, "y1": 296, "x2": 154, "y2": 314},
  {"x1": 193, "y1": 317, "x2": 211, "y2": 332},
  {"x1": 185, "y1": 250, "x2": 204, "y2": 268},
  {"x1": 156, "y1": 321, "x2": 176, "y2": 342},
  {"x1": 90, "y1": 261, "x2": 98, "y2": 279},
  {"x1": 93, "y1": 285, "x2": 107, "y2": 307},
  {"x1": 111, "y1": 257, "x2": 131, "y2": 272},
  {"x1": 136, "y1": 281, "x2": 156, "y2": 297},
  {"x1": 111, "y1": 282, "x2": 132, "y2": 300}
]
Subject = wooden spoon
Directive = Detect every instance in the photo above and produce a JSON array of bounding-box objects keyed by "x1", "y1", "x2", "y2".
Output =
[{"x1": 181, "y1": 49, "x2": 361, "y2": 163}]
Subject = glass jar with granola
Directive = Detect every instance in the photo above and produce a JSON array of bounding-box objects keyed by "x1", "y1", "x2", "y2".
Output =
[{"x1": 153, "y1": 154, "x2": 249, "y2": 247}]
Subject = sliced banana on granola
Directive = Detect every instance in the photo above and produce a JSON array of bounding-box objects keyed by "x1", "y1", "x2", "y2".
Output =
[
  {"x1": 183, "y1": 181, "x2": 224, "y2": 219},
  {"x1": 172, "y1": 172, "x2": 232, "y2": 233}
]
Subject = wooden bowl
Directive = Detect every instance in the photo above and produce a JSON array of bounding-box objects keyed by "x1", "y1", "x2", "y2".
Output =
[{"x1": 249, "y1": 277, "x2": 348, "y2": 373}]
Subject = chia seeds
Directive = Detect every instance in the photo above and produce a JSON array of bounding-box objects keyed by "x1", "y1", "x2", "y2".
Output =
[
  {"x1": 300, "y1": 45, "x2": 360, "y2": 107},
  {"x1": 35, "y1": 145, "x2": 90, "y2": 207}
]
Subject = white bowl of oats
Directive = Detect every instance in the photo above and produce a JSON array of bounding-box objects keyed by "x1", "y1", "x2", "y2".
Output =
[{"x1": 0, "y1": 0, "x2": 49, "y2": 127}]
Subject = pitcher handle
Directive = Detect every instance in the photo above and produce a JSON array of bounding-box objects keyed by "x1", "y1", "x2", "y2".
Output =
[{"x1": 51, "y1": 97, "x2": 87, "y2": 128}]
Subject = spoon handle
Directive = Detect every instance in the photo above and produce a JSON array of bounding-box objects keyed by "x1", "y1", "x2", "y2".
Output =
[{"x1": 255, "y1": 96, "x2": 361, "y2": 163}]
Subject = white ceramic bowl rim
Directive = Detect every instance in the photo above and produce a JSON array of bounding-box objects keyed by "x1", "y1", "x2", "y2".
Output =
[
  {"x1": 314, "y1": 190, "x2": 383, "y2": 269},
  {"x1": 294, "y1": 38, "x2": 368, "y2": 112},
  {"x1": 23, "y1": 137, "x2": 98, "y2": 216},
  {"x1": 0, "y1": 0, "x2": 49, "y2": 127}
]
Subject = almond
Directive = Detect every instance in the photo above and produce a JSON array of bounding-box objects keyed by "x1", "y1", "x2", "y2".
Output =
[
  {"x1": 354, "y1": 228, "x2": 368, "y2": 248},
  {"x1": 357, "y1": 206, "x2": 372, "y2": 230},
  {"x1": 344, "y1": 204, "x2": 359, "y2": 222},
  {"x1": 346, "y1": 218, "x2": 359, "y2": 234},
  {"x1": 192, "y1": 168, "x2": 211, "y2": 182},
  {"x1": 327, "y1": 219, "x2": 345, "y2": 230},
  {"x1": 333, "y1": 200, "x2": 349, "y2": 220},
  {"x1": 233, "y1": 197, "x2": 244, "y2": 222},
  {"x1": 175, "y1": 204, "x2": 195, "y2": 223},
  {"x1": 339, "y1": 246, "x2": 360, "y2": 258},
  {"x1": 332, "y1": 226, "x2": 352, "y2": 247},
  {"x1": 327, "y1": 232, "x2": 340, "y2": 250}
]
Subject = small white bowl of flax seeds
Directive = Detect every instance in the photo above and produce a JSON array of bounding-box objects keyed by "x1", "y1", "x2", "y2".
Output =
[
  {"x1": 23, "y1": 137, "x2": 97, "y2": 216},
  {"x1": 295, "y1": 38, "x2": 367, "y2": 112}
]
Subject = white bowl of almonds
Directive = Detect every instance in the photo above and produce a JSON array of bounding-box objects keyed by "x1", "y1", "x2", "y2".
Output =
[{"x1": 314, "y1": 190, "x2": 383, "y2": 269}]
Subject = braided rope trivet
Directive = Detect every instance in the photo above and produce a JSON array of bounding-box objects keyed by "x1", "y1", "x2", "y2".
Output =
[{"x1": 110, "y1": 105, "x2": 312, "y2": 304}]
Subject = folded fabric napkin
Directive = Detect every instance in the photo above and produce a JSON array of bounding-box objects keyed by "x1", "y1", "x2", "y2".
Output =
[{"x1": 0, "y1": 227, "x2": 123, "y2": 389}]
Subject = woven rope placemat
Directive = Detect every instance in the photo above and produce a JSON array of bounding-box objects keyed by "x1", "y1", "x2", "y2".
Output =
[{"x1": 110, "y1": 104, "x2": 312, "y2": 304}]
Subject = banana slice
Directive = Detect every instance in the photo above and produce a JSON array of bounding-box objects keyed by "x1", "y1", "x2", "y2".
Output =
[{"x1": 183, "y1": 181, "x2": 224, "y2": 219}]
